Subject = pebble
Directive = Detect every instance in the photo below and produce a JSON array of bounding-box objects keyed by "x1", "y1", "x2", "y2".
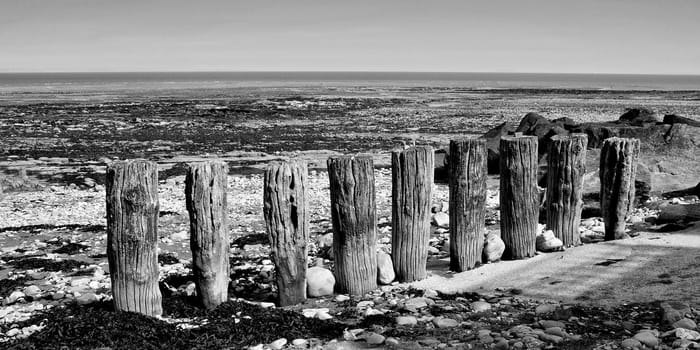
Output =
[
  {"x1": 545, "y1": 327, "x2": 568, "y2": 338},
  {"x1": 403, "y1": 297, "x2": 428, "y2": 312},
  {"x1": 632, "y1": 330, "x2": 659, "y2": 348},
  {"x1": 471, "y1": 301, "x2": 492, "y2": 313},
  {"x1": 23, "y1": 285, "x2": 41, "y2": 298},
  {"x1": 676, "y1": 328, "x2": 700, "y2": 341},
  {"x1": 6, "y1": 291, "x2": 26, "y2": 304},
  {"x1": 535, "y1": 304, "x2": 558, "y2": 314},
  {"x1": 269, "y1": 338, "x2": 287, "y2": 350},
  {"x1": 6, "y1": 328, "x2": 21, "y2": 337},
  {"x1": 433, "y1": 317, "x2": 459, "y2": 328},
  {"x1": 334, "y1": 294, "x2": 350, "y2": 302},
  {"x1": 538, "y1": 332, "x2": 563, "y2": 344},
  {"x1": 365, "y1": 332, "x2": 385, "y2": 345},
  {"x1": 674, "y1": 318, "x2": 698, "y2": 330},
  {"x1": 76, "y1": 292, "x2": 98, "y2": 305},
  {"x1": 539, "y1": 320, "x2": 565, "y2": 329},
  {"x1": 385, "y1": 337, "x2": 400, "y2": 346},
  {"x1": 396, "y1": 315, "x2": 418, "y2": 326},
  {"x1": 291, "y1": 339, "x2": 307, "y2": 346},
  {"x1": 620, "y1": 338, "x2": 642, "y2": 349}
]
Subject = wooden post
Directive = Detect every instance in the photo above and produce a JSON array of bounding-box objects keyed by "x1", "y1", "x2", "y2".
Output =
[
  {"x1": 392, "y1": 146, "x2": 434, "y2": 282},
  {"x1": 545, "y1": 134, "x2": 587, "y2": 247},
  {"x1": 499, "y1": 136, "x2": 538, "y2": 259},
  {"x1": 600, "y1": 137, "x2": 640, "y2": 240},
  {"x1": 186, "y1": 161, "x2": 230, "y2": 310},
  {"x1": 106, "y1": 160, "x2": 162, "y2": 317},
  {"x1": 327, "y1": 155, "x2": 377, "y2": 295},
  {"x1": 263, "y1": 160, "x2": 309, "y2": 306},
  {"x1": 448, "y1": 139, "x2": 487, "y2": 271}
]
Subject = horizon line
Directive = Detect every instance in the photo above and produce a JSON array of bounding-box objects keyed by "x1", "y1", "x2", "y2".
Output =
[{"x1": 1, "y1": 70, "x2": 700, "y2": 77}]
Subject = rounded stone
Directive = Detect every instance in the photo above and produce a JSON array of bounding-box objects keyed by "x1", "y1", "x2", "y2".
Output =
[
  {"x1": 396, "y1": 316, "x2": 418, "y2": 326},
  {"x1": 632, "y1": 331, "x2": 659, "y2": 348},
  {"x1": 306, "y1": 266, "x2": 335, "y2": 297},
  {"x1": 269, "y1": 338, "x2": 287, "y2": 350},
  {"x1": 471, "y1": 301, "x2": 492, "y2": 313}
]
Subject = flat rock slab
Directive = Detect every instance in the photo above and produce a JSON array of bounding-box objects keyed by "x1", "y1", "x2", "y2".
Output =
[{"x1": 413, "y1": 223, "x2": 700, "y2": 307}]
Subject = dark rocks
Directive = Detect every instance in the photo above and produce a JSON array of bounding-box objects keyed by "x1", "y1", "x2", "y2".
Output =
[
  {"x1": 663, "y1": 114, "x2": 700, "y2": 127},
  {"x1": 618, "y1": 108, "x2": 660, "y2": 126},
  {"x1": 635, "y1": 163, "x2": 653, "y2": 203},
  {"x1": 656, "y1": 203, "x2": 700, "y2": 224},
  {"x1": 480, "y1": 122, "x2": 516, "y2": 174}
]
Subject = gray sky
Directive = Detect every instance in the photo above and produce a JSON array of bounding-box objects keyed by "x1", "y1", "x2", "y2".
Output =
[{"x1": 1, "y1": 0, "x2": 698, "y2": 74}]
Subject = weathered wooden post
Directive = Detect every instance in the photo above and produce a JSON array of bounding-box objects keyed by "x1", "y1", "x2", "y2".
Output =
[
  {"x1": 600, "y1": 137, "x2": 640, "y2": 240},
  {"x1": 263, "y1": 160, "x2": 309, "y2": 306},
  {"x1": 448, "y1": 139, "x2": 487, "y2": 271},
  {"x1": 499, "y1": 136, "x2": 539, "y2": 259},
  {"x1": 106, "y1": 160, "x2": 162, "y2": 317},
  {"x1": 392, "y1": 146, "x2": 434, "y2": 282},
  {"x1": 328, "y1": 155, "x2": 377, "y2": 295},
  {"x1": 186, "y1": 161, "x2": 230, "y2": 310},
  {"x1": 546, "y1": 134, "x2": 587, "y2": 247}
]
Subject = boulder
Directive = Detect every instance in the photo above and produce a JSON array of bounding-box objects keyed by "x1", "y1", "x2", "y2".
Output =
[
  {"x1": 618, "y1": 108, "x2": 660, "y2": 126},
  {"x1": 431, "y1": 212, "x2": 449, "y2": 228},
  {"x1": 665, "y1": 123, "x2": 700, "y2": 148},
  {"x1": 536, "y1": 230, "x2": 563, "y2": 252},
  {"x1": 483, "y1": 232, "x2": 505, "y2": 262},
  {"x1": 663, "y1": 114, "x2": 700, "y2": 128},
  {"x1": 635, "y1": 163, "x2": 652, "y2": 203},
  {"x1": 656, "y1": 203, "x2": 700, "y2": 224},
  {"x1": 516, "y1": 112, "x2": 555, "y2": 139},
  {"x1": 306, "y1": 267, "x2": 335, "y2": 297},
  {"x1": 376, "y1": 251, "x2": 395, "y2": 285},
  {"x1": 434, "y1": 148, "x2": 449, "y2": 183},
  {"x1": 480, "y1": 121, "x2": 516, "y2": 174}
]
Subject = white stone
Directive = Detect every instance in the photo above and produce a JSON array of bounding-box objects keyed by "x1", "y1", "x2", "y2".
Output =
[
  {"x1": 536, "y1": 230, "x2": 563, "y2": 252},
  {"x1": 23, "y1": 285, "x2": 41, "y2": 298},
  {"x1": 77, "y1": 292, "x2": 98, "y2": 305},
  {"x1": 431, "y1": 212, "x2": 449, "y2": 228},
  {"x1": 334, "y1": 294, "x2": 350, "y2": 302},
  {"x1": 6, "y1": 291, "x2": 26, "y2": 304},
  {"x1": 633, "y1": 331, "x2": 659, "y2": 348},
  {"x1": 396, "y1": 315, "x2": 418, "y2": 326},
  {"x1": 306, "y1": 267, "x2": 335, "y2": 297},
  {"x1": 471, "y1": 301, "x2": 492, "y2": 313},
  {"x1": 292, "y1": 339, "x2": 307, "y2": 346},
  {"x1": 269, "y1": 338, "x2": 287, "y2": 350},
  {"x1": 676, "y1": 328, "x2": 700, "y2": 340},
  {"x1": 376, "y1": 251, "x2": 395, "y2": 285},
  {"x1": 483, "y1": 233, "x2": 505, "y2": 262},
  {"x1": 170, "y1": 230, "x2": 189, "y2": 241}
]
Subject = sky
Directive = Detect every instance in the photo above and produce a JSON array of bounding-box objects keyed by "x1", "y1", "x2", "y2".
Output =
[{"x1": 1, "y1": 0, "x2": 699, "y2": 74}]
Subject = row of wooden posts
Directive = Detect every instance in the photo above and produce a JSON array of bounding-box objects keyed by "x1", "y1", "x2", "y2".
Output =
[{"x1": 106, "y1": 134, "x2": 639, "y2": 316}]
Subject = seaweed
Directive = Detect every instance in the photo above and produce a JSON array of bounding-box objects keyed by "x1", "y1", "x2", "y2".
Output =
[
  {"x1": 0, "y1": 276, "x2": 29, "y2": 297},
  {"x1": 5, "y1": 299, "x2": 345, "y2": 349},
  {"x1": 6, "y1": 257, "x2": 85, "y2": 272}
]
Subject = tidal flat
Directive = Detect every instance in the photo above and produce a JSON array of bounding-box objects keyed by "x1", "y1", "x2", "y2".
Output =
[{"x1": 1, "y1": 86, "x2": 699, "y2": 186}]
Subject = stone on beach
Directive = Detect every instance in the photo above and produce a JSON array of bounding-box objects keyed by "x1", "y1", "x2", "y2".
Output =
[
  {"x1": 482, "y1": 232, "x2": 505, "y2": 262},
  {"x1": 306, "y1": 266, "x2": 335, "y2": 297},
  {"x1": 536, "y1": 230, "x2": 563, "y2": 252},
  {"x1": 376, "y1": 250, "x2": 395, "y2": 285}
]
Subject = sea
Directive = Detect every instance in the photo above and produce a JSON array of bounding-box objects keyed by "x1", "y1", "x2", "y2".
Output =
[{"x1": 0, "y1": 72, "x2": 699, "y2": 93}]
